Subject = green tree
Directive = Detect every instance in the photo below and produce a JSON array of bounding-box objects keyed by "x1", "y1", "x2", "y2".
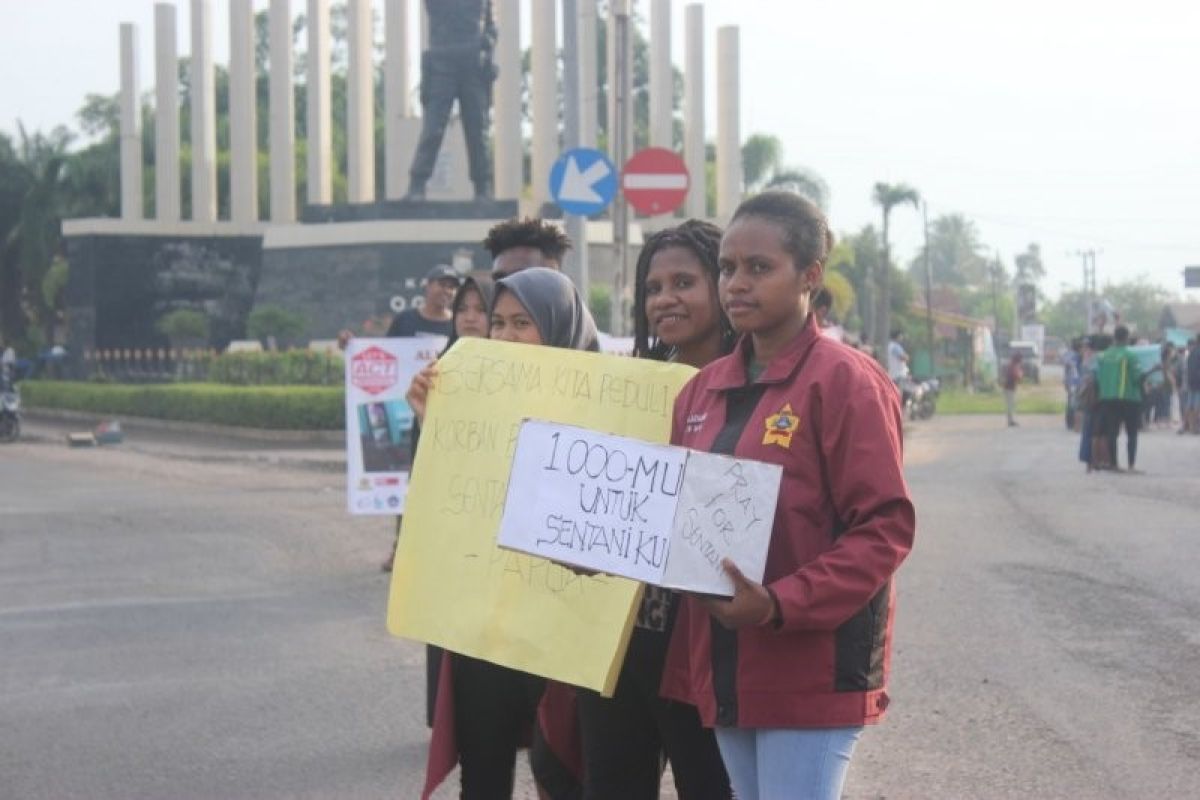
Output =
[
  {"x1": 822, "y1": 268, "x2": 856, "y2": 323},
  {"x1": 828, "y1": 226, "x2": 882, "y2": 340},
  {"x1": 157, "y1": 308, "x2": 211, "y2": 344},
  {"x1": 1102, "y1": 278, "x2": 1175, "y2": 337},
  {"x1": 741, "y1": 133, "x2": 783, "y2": 189},
  {"x1": 908, "y1": 213, "x2": 988, "y2": 287},
  {"x1": 872, "y1": 182, "x2": 920, "y2": 360},
  {"x1": 1014, "y1": 242, "x2": 1045, "y2": 284},
  {"x1": 740, "y1": 133, "x2": 828, "y2": 208},
  {"x1": 0, "y1": 125, "x2": 73, "y2": 348},
  {"x1": 247, "y1": 304, "x2": 307, "y2": 347}
]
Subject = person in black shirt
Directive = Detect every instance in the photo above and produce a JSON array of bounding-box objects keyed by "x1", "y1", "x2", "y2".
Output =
[{"x1": 386, "y1": 264, "x2": 461, "y2": 338}]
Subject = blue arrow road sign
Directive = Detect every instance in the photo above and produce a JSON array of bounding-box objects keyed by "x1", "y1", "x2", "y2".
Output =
[{"x1": 549, "y1": 148, "x2": 618, "y2": 217}]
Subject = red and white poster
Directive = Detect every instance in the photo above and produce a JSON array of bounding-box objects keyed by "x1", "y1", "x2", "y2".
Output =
[{"x1": 345, "y1": 337, "x2": 444, "y2": 515}]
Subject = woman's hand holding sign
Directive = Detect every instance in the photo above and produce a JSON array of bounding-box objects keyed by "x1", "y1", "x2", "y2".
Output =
[
  {"x1": 700, "y1": 559, "x2": 781, "y2": 630},
  {"x1": 406, "y1": 361, "x2": 438, "y2": 423}
]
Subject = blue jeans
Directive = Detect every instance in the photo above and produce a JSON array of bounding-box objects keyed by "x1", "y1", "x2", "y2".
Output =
[{"x1": 714, "y1": 726, "x2": 863, "y2": 800}]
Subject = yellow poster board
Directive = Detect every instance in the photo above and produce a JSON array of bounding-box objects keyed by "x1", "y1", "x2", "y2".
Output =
[{"x1": 386, "y1": 337, "x2": 696, "y2": 695}]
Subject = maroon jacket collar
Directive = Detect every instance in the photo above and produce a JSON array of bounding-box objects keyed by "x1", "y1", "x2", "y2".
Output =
[{"x1": 706, "y1": 314, "x2": 823, "y2": 391}]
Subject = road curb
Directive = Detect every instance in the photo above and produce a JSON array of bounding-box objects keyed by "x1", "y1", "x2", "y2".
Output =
[{"x1": 24, "y1": 408, "x2": 344, "y2": 445}]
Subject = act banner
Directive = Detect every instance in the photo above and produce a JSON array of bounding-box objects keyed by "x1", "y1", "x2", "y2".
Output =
[
  {"x1": 345, "y1": 337, "x2": 444, "y2": 515},
  {"x1": 386, "y1": 337, "x2": 696, "y2": 695}
]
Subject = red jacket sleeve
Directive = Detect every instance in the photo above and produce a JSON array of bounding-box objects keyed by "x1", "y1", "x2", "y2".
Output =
[{"x1": 769, "y1": 361, "x2": 916, "y2": 631}]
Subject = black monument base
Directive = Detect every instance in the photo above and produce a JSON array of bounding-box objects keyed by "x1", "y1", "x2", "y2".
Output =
[
  {"x1": 257, "y1": 199, "x2": 521, "y2": 340},
  {"x1": 300, "y1": 198, "x2": 519, "y2": 224}
]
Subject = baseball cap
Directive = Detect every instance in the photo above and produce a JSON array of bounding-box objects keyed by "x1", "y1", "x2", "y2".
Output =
[{"x1": 425, "y1": 264, "x2": 461, "y2": 284}]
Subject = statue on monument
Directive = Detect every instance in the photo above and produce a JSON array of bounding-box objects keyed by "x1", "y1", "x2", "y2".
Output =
[{"x1": 404, "y1": 0, "x2": 498, "y2": 202}]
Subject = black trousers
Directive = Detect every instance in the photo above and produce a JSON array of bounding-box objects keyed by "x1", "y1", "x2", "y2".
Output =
[
  {"x1": 576, "y1": 627, "x2": 731, "y2": 800},
  {"x1": 452, "y1": 654, "x2": 545, "y2": 799},
  {"x1": 1101, "y1": 399, "x2": 1141, "y2": 468},
  {"x1": 410, "y1": 46, "x2": 492, "y2": 192}
]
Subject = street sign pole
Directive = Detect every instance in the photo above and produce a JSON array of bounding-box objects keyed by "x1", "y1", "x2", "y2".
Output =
[
  {"x1": 561, "y1": 0, "x2": 589, "y2": 293},
  {"x1": 611, "y1": 0, "x2": 630, "y2": 336}
]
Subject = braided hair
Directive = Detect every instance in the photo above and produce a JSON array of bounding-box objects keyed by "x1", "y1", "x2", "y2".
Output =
[{"x1": 632, "y1": 219, "x2": 736, "y2": 362}]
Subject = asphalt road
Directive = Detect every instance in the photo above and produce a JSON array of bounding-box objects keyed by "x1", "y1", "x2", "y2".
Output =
[{"x1": 1, "y1": 414, "x2": 1197, "y2": 799}]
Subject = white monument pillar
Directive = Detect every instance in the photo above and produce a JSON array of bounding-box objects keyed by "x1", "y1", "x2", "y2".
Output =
[
  {"x1": 269, "y1": 0, "x2": 295, "y2": 221},
  {"x1": 649, "y1": 0, "x2": 672, "y2": 150},
  {"x1": 229, "y1": 0, "x2": 257, "y2": 222},
  {"x1": 683, "y1": 3, "x2": 705, "y2": 218},
  {"x1": 531, "y1": 0, "x2": 558, "y2": 207},
  {"x1": 493, "y1": 0, "x2": 521, "y2": 199},
  {"x1": 347, "y1": 0, "x2": 375, "y2": 203},
  {"x1": 154, "y1": 4, "x2": 180, "y2": 222},
  {"x1": 384, "y1": 0, "x2": 411, "y2": 199},
  {"x1": 579, "y1": 0, "x2": 598, "y2": 149},
  {"x1": 607, "y1": 3, "x2": 634, "y2": 157},
  {"x1": 716, "y1": 25, "x2": 742, "y2": 219},
  {"x1": 306, "y1": 0, "x2": 332, "y2": 205},
  {"x1": 190, "y1": 0, "x2": 217, "y2": 222},
  {"x1": 119, "y1": 23, "x2": 142, "y2": 220}
]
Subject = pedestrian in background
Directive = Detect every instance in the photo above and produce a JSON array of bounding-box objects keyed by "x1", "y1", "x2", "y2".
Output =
[
  {"x1": 1183, "y1": 336, "x2": 1200, "y2": 434},
  {"x1": 1063, "y1": 337, "x2": 1083, "y2": 430},
  {"x1": 1095, "y1": 325, "x2": 1145, "y2": 473},
  {"x1": 1002, "y1": 351, "x2": 1023, "y2": 427},
  {"x1": 386, "y1": 264, "x2": 461, "y2": 338}
]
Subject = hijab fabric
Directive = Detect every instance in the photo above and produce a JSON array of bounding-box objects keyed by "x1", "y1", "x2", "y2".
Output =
[{"x1": 495, "y1": 268, "x2": 600, "y2": 352}]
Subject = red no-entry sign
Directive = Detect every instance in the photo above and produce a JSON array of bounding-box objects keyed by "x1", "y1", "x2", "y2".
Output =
[{"x1": 621, "y1": 147, "x2": 690, "y2": 216}]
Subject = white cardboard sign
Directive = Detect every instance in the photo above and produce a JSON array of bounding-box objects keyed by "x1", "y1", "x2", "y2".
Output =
[{"x1": 497, "y1": 420, "x2": 782, "y2": 596}]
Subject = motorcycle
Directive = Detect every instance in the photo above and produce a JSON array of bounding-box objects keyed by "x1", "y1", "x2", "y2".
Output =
[
  {"x1": 0, "y1": 387, "x2": 18, "y2": 443},
  {"x1": 900, "y1": 376, "x2": 940, "y2": 421},
  {"x1": 0, "y1": 367, "x2": 19, "y2": 443}
]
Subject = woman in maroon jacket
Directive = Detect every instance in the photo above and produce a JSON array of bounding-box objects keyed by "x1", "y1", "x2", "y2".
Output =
[{"x1": 662, "y1": 191, "x2": 915, "y2": 800}]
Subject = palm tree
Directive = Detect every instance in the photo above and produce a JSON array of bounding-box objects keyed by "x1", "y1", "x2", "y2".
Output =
[
  {"x1": 741, "y1": 134, "x2": 829, "y2": 209},
  {"x1": 872, "y1": 182, "x2": 920, "y2": 362},
  {"x1": 765, "y1": 168, "x2": 829, "y2": 210},
  {"x1": 0, "y1": 124, "x2": 72, "y2": 346}
]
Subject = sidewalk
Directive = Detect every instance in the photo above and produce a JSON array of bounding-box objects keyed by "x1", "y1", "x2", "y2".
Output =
[{"x1": 21, "y1": 410, "x2": 347, "y2": 473}]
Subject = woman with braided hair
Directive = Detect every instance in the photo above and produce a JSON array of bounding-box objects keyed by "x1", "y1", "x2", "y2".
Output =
[{"x1": 574, "y1": 219, "x2": 734, "y2": 799}]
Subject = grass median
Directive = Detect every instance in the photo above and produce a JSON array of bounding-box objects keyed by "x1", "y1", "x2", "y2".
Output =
[
  {"x1": 22, "y1": 381, "x2": 345, "y2": 430},
  {"x1": 938, "y1": 384, "x2": 1065, "y2": 415}
]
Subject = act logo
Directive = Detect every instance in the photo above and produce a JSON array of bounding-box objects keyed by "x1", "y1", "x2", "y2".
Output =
[{"x1": 351, "y1": 346, "x2": 399, "y2": 395}]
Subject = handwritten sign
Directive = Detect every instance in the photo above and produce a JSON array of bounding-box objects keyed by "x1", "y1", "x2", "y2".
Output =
[
  {"x1": 499, "y1": 421, "x2": 687, "y2": 584},
  {"x1": 386, "y1": 337, "x2": 696, "y2": 695},
  {"x1": 345, "y1": 337, "x2": 444, "y2": 515},
  {"x1": 498, "y1": 421, "x2": 782, "y2": 596},
  {"x1": 661, "y1": 451, "x2": 780, "y2": 595}
]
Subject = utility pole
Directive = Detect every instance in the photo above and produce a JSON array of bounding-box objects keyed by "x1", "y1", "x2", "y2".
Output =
[
  {"x1": 609, "y1": 0, "x2": 631, "y2": 335},
  {"x1": 990, "y1": 252, "x2": 1002, "y2": 337},
  {"x1": 1073, "y1": 248, "x2": 1098, "y2": 333},
  {"x1": 922, "y1": 201, "x2": 935, "y2": 376}
]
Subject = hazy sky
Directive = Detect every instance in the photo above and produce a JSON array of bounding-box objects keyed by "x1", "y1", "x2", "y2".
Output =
[{"x1": 2, "y1": 0, "x2": 1198, "y2": 300}]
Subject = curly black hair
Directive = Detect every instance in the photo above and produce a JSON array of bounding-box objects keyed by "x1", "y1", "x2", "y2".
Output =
[
  {"x1": 633, "y1": 219, "x2": 736, "y2": 362},
  {"x1": 481, "y1": 217, "x2": 573, "y2": 261}
]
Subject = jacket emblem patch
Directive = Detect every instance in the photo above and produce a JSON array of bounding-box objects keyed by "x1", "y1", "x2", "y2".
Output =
[{"x1": 763, "y1": 403, "x2": 799, "y2": 448}]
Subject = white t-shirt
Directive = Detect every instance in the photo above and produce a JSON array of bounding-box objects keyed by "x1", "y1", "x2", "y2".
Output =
[{"x1": 887, "y1": 340, "x2": 909, "y2": 379}]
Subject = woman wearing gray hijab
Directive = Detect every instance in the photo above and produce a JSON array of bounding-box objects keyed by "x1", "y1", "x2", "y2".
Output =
[
  {"x1": 416, "y1": 266, "x2": 600, "y2": 800},
  {"x1": 491, "y1": 267, "x2": 600, "y2": 351}
]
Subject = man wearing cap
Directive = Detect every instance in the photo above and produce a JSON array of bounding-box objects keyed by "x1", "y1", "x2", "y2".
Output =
[{"x1": 386, "y1": 264, "x2": 461, "y2": 338}]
